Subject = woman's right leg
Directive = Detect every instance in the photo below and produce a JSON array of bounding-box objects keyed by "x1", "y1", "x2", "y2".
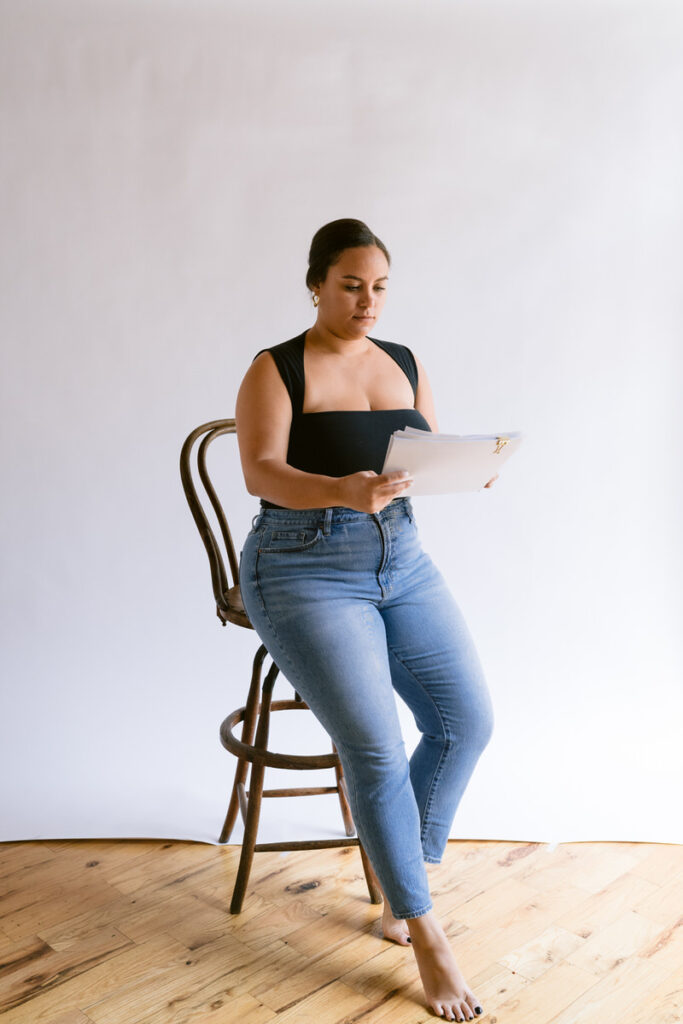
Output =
[{"x1": 239, "y1": 514, "x2": 433, "y2": 920}]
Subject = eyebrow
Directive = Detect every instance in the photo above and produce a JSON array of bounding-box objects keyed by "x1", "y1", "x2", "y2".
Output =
[{"x1": 340, "y1": 274, "x2": 389, "y2": 281}]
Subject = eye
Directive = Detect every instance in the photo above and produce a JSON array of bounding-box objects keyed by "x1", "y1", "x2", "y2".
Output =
[
  {"x1": 374, "y1": 285, "x2": 386, "y2": 291},
  {"x1": 345, "y1": 285, "x2": 361, "y2": 291}
]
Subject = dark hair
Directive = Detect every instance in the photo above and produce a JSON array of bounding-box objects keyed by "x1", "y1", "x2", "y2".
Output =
[{"x1": 306, "y1": 218, "x2": 390, "y2": 290}]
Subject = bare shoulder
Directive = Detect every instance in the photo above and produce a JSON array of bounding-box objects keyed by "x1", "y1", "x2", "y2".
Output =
[
  {"x1": 411, "y1": 350, "x2": 429, "y2": 376},
  {"x1": 242, "y1": 349, "x2": 281, "y2": 384},
  {"x1": 407, "y1": 347, "x2": 430, "y2": 386},
  {"x1": 412, "y1": 351, "x2": 439, "y2": 432},
  {"x1": 236, "y1": 349, "x2": 291, "y2": 456},
  {"x1": 238, "y1": 350, "x2": 287, "y2": 406}
]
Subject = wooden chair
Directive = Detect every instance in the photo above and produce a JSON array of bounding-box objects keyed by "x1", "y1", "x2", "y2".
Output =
[{"x1": 179, "y1": 418, "x2": 383, "y2": 913}]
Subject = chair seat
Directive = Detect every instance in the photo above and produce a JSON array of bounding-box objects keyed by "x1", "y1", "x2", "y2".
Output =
[{"x1": 218, "y1": 584, "x2": 252, "y2": 629}]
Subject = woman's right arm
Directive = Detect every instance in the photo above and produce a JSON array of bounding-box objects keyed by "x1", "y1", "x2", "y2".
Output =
[{"x1": 235, "y1": 352, "x2": 412, "y2": 512}]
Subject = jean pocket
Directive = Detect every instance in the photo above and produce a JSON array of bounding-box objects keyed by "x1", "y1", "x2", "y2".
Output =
[{"x1": 259, "y1": 526, "x2": 323, "y2": 553}]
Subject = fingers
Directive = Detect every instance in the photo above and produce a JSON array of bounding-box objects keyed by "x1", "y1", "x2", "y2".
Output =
[
  {"x1": 355, "y1": 470, "x2": 411, "y2": 490},
  {"x1": 377, "y1": 470, "x2": 413, "y2": 489},
  {"x1": 365, "y1": 471, "x2": 413, "y2": 513},
  {"x1": 378, "y1": 478, "x2": 413, "y2": 496},
  {"x1": 343, "y1": 469, "x2": 413, "y2": 513}
]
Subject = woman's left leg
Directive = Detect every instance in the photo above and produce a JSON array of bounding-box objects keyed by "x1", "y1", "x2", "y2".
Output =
[
  {"x1": 371, "y1": 521, "x2": 494, "y2": 1017},
  {"x1": 380, "y1": 540, "x2": 495, "y2": 865}
]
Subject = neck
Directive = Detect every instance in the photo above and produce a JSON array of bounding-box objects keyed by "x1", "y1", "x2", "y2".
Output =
[{"x1": 305, "y1": 324, "x2": 371, "y2": 356}]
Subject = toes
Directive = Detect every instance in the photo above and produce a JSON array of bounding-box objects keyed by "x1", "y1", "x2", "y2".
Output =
[
  {"x1": 432, "y1": 997, "x2": 480, "y2": 1021},
  {"x1": 382, "y1": 925, "x2": 412, "y2": 946},
  {"x1": 432, "y1": 992, "x2": 481, "y2": 1020},
  {"x1": 435, "y1": 1006, "x2": 461, "y2": 1022},
  {"x1": 465, "y1": 994, "x2": 484, "y2": 1017}
]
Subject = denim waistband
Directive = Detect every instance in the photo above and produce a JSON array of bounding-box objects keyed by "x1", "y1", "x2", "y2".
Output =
[{"x1": 253, "y1": 497, "x2": 413, "y2": 532}]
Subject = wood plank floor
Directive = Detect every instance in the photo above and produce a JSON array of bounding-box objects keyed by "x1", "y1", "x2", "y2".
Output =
[{"x1": 0, "y1": 838, "x2": 681, "y2": 1023}]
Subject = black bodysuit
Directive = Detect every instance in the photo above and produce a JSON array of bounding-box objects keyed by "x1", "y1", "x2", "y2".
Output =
[{"x1": 258, "y1": 329, "x2": 431, "y2": 508}]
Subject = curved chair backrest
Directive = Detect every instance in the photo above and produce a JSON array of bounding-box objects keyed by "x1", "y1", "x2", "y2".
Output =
[{"x1": 180, "y1": 418, "x2": 251, "y2": 629}]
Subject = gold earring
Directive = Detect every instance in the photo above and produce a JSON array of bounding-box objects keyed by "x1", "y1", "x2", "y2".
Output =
[{"x1": 312, "y1": 293, "x2": 320, "y2": 307}]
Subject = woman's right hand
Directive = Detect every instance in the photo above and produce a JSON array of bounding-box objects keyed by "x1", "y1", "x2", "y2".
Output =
[{"x1": 337, "y1": 470, "x2": 414, "y2": 513}]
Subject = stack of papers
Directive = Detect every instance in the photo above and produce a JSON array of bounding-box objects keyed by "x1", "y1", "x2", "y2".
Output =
[{"x1": 382, "y1": 427, "x2": 523, "y2": 495}]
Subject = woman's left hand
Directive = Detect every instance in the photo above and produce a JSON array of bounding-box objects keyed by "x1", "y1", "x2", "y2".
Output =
[{"x1": 484, "y1": 474, "x2": 499, "y2": 488}]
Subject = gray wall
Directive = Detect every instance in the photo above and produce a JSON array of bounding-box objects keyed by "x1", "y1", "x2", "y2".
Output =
[{"x1": 1, "y1": 0, "x2": 681, "y2": 844}]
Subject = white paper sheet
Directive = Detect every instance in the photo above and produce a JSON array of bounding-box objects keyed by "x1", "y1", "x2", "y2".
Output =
[{"x1": 382, "y1": 428, "x2": 523, "y2": 495}]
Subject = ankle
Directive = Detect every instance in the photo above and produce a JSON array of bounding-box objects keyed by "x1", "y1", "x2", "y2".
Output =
[{"x1": 406, "y1": 911, "x2": 444, "y2": 941}]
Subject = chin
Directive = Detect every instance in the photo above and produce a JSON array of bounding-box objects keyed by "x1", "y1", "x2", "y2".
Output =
[{"x1": 349, "y1": 319, "x2": 375, "y2": 335}]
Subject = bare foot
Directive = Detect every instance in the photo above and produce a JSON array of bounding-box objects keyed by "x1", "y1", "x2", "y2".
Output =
[
  {"x1": 381, "y1": 896, "x2": 412, "y2": 946},
  {"x1": 407, "y1": 911, "x2": 484, "y2": 1021},
  {"x1": 374, "y1": 879, "x2": 412, "y2": 945}
]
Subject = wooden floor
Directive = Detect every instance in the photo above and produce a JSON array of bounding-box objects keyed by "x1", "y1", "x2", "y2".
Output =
[{"x1": 0, "y1": 838, "x2": 681, "y2": 1023}]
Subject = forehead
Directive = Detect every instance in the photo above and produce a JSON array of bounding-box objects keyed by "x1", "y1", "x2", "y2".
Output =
[{"x1": 332, "y1": 245, "x2": 389, "y2": 279}]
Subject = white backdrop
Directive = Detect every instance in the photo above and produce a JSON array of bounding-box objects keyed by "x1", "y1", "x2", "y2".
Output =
[{"x1": 1, "y1": 0, "x2": 681, "y2": 846}]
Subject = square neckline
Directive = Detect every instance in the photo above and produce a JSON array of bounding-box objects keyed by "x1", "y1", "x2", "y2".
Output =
[{"x1": 299, "y1": 329, "x2": 418, "y2": 417}]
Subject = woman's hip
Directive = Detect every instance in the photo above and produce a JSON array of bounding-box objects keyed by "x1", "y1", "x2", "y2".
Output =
[{"x1": 240, "y1": 497, "x2": 422, "y2": 592}]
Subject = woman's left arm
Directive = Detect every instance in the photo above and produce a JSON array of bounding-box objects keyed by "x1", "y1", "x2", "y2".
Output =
[{"x1": 414, "y1": 354, "x2": 498, "y2": 489}]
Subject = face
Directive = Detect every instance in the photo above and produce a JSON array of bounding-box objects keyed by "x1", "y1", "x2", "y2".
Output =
[{"x1": 312, "y1": 245, "x2": 389, "y2": 339}]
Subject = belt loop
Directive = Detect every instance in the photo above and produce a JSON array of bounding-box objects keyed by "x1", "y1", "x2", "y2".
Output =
[{"x1": 322, "y1": 507, "x2": 333, "y2": 535}]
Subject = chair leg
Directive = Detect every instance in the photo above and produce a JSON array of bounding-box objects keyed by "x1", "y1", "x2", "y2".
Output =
[
  {"x1": 358, "y1": 841, "x2": 384, "y2": 905},
  {"x1": 330, "y1": 742, "x2": 382, "y2": 906},
  {"x1": 230, "y1": 760, "x2": 265, "y2": 914},
  {"x1": 332, "y1": 743, "x2": 356, "y2": 838},
  {"x1": 222, "y1": 650, "x2": 379, "y2": 912},
  {"x1": 230, "y1": 660, "x2": 279, "y2": 914},
  {"x1": 218, "y1": 761, "x2": 246, "y2": 845},
  {"x1": 219, "y1": 645, "x2": 267, "y2": 844}
]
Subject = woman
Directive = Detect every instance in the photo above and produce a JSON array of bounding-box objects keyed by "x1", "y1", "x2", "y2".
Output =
[{"x1": 236, "y1": 219, "x2": 495, "y2": 1023}]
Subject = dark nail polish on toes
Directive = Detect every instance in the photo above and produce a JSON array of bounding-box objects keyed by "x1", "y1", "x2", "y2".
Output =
[{"x1": 475, "y1": 1008, "x2": 483, "y2": 1016}]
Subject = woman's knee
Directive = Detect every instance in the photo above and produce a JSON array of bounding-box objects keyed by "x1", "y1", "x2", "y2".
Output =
[
  {"x1": 452, "y1": 693, "x2": 494, "y2": 754},
  {"x1": 476, "y1": 700, "x2": 495, "y2": 751},
  {"x1": 337, "y1": 736, "x2": 409, "y2": 785}
]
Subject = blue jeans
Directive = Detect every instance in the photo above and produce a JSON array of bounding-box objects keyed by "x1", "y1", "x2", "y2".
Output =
[{"x1": 239, "y1": 497, "x2": 494, "y2": 920}]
